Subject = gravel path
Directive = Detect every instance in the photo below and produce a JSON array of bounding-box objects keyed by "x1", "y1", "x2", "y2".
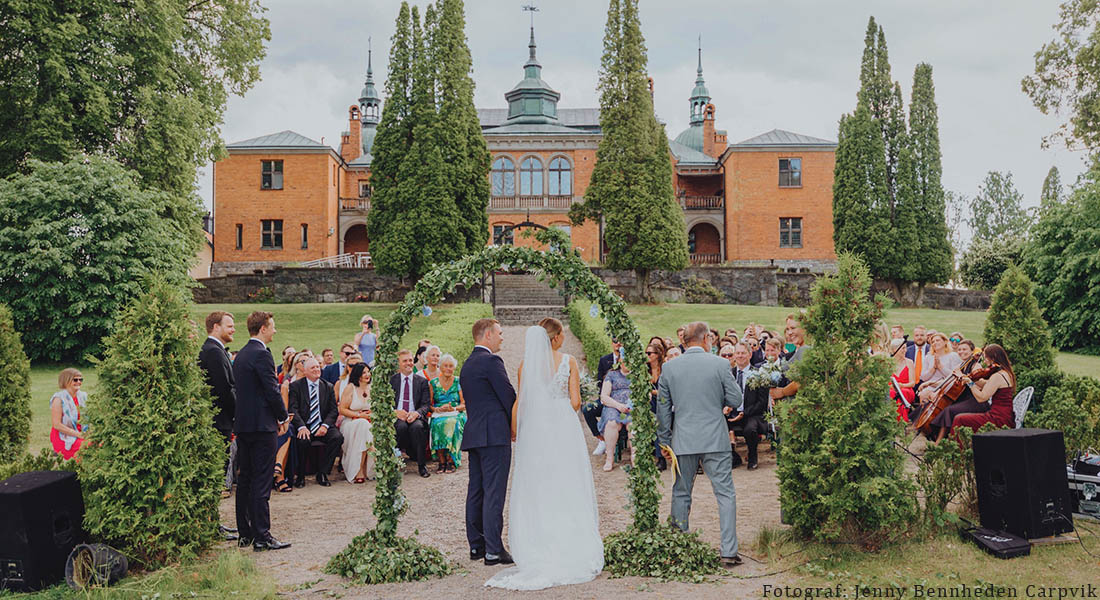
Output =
[{"x1": 219, "y1": 324, "x2": 796, "y2": 599}]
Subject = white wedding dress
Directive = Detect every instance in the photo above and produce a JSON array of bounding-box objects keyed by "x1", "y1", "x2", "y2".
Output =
[{"x1": 485, "y1": 326, "x2": 604, "y2": 590}]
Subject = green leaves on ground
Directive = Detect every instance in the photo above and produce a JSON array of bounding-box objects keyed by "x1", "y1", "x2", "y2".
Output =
[
  {"x1": 79, "y1": 278, "x2": 224, "y2": 568},
  {"x1": 0, "y1": 157, "x2": 198, "y2": 362},
  {"x1": 603, "y1": 524, "x2": 721, "y2": 581},
  {"x1": 0, "y1": 304, "x2": 31, "y2": 462},
  {"x1": 325, "y1": 529, "x2": 453, "y2": 584}
]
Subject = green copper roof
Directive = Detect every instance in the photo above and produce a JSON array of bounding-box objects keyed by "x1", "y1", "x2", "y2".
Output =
[
  {"x1": 673, "y1": 123, "x2": 704, "y2": 153},
  {"x1": 503, "y1": 26, "x2": 560, "y2": 124}
]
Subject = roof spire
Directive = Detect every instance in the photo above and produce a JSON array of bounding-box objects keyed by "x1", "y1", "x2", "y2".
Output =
[
  {"x1": 367, "y1": 36, "x2": 373, "y2": 78},
  {"x1": 688, "y1": 35, "x2": 710, "y2": 125},
  {"x1": 696, "y1": 35, "x2": 704, "y2": 81},
  {"x1": 522, "y1": 4, "x2": 540, "y2": 68}
]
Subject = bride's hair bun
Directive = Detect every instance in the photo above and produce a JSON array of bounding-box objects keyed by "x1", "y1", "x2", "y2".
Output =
[{"x1": 539, "y1": 317, "x2": 563, "y2": 339}]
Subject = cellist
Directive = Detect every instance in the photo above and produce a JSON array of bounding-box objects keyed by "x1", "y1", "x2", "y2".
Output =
[{"x1": 930, "y1": 340, "x2": 984, "y2": 443}]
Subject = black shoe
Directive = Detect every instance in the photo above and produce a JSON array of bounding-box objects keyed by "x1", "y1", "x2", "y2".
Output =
[
  {"x1": 656, "y1": 456, "x2": 667, "y2": 471},
  {"x1": 316, "y1": 473, "x2": 331, "y2": 487},
  {"x1": 219, "y1": 525, "x2": 239, "y2": 541},
  {"x1": 731, "y1": 447, "x2": 743, "y2": 468},
  {"x1": 720, "y1": 554, "x2": 743, "y2": 568},
  {"x1": 418, "y1": 466, "x2": 430, "y2": 478},
  {"x1": 253, "y1": 538, "x2": 291, "y2": 552},
  {"x1": 747, "y1": 461, "x2": 759, "y2": 470},
  {"x1": 484, "y1": 549, "x2": 514, "y2": 566},
  {"x1": 237, "y1": 537, "x2": 254, "y2": 548},
  {"x1": 293, "y1": 476, "x2": 305, "y2": 489},
  {"x1": 470, "y1": 548, "x2": 485, "y2": 561}
]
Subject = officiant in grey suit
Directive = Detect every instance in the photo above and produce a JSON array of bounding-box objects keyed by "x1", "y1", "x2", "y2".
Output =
[{"x1": 657, "y1": 321, "x2": 744, "y2": 568}]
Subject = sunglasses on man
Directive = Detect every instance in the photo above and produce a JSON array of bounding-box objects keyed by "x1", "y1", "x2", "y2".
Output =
[{"x1": 720, "y1": 353, "x2": 734, "y2": 358}]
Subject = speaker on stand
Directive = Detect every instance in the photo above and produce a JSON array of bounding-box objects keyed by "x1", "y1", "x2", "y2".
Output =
[
  {"x1": 973, "y1": 428, "x2": 1073, "y2": 539},
  {"x1": 0, "y1": 470, "x2": 86, "y2": 592}
]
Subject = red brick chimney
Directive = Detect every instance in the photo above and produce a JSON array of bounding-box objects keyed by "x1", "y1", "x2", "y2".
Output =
[
  {"x1": 340, "y1": 105, "x2": 362, "y2": 162},
  {"x1": 703, "y1": 103, "x2": 716, "y2": 158}
]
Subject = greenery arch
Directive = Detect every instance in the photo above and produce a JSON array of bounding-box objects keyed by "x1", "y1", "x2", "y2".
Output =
[{"x1": 328, "y1": 241, "x2": 719, "y2": 583}]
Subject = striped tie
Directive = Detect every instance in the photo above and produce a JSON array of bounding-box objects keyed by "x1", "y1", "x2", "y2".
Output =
[{"x1": 307, "y1": 383, "x2": 321, "y2": 434}]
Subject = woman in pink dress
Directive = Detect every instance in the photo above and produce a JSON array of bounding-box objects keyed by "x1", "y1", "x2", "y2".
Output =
[
  {"x1": 50, "y1": 368, "x2": 87, "y2": 460},
  {"x1": 887, "y1": 339, "x2": 916, "y2": 422}
]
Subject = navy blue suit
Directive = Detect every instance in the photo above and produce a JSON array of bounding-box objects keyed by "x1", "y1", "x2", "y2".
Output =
[
  {"x1": 460, "y1": 346, "x2": 516, "y2": 555},
  {"x1": 232, "y1": 338, "x2": 289, "y2": 543},
  {"x1": 320, "y1": 362, "x2": 342, "y2": 385}
]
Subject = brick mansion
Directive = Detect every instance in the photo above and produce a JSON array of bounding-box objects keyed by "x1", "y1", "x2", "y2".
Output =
[{"x1": 210, "y1": 28, "x2": 837, "y2": 277}]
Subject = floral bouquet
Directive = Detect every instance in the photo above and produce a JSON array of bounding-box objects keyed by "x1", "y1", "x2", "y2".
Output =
[
  {"x1": 746, "y1": 360, "x2": 785, "y2": 390},
  {"x1": 579, "y1": 372, "x2": 600, "y2": 411}
]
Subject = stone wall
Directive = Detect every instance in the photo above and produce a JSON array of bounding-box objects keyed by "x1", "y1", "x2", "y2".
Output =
[
  {"x1": 193, "y1": 268, "x2": 480, "y2": 304},
  {"x1": 592, "y1": 266, "x2": 779, "y2": 305}
]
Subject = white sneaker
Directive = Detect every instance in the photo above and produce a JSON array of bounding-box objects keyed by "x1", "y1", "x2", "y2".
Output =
[{"x1": 592, "y1": 440, "x2": 606, "y2": 456}]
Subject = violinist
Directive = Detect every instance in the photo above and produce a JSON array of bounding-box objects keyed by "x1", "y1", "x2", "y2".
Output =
[
  {"x1": 930, "y1": 340, "x2": 984, "y2": 442},
  {"x1": 948, "y1": 343, "x2": 1017, "y2": 436}
]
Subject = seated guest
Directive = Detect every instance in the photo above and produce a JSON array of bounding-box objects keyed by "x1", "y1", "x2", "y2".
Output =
[
  {"x1": 645, "y1": 342, "x2": 667, "y2": 471},
  {"x1": 419, "y1": 345, "x2": 442, "y2": 381},
  {"x1": 664, "y1": 346, "x2": 682, "y2": 361},
  {"x1": 718, "y1": 336, "x2": 737, "y2": 352},
  {"x1": 871, "y1": 320, "x2": 891, "y2": 355},
  {"x1": 277, "y1": 346, "x2": 296, "y2": 382},
  {"x1": 289, "y1": 357, "x2": 344, "y2": 487},
  {"x1": 648, "y1": 336, "x2": 668, "y2": 355},
  {"x1": 391, "y1": 349, "x2": 431, "y2": 477},
  {"x1": 730, "y1": 342, "x2": 768, "y2": 470},
  {"x1": 587, "y1": 337, "x2": 622, "y2": 457},
  {"x1": 719, "y1": 344, "x2": 743, "y2": 468},
  {"x1": 743, "y1": 335, "x2": 765, "y2": 364},
  {"x1": 50, "y1": 368, "x2": 87, "y2": 460},
  {"x1": 321, "y1": 348, "x2": 335, "y2": 367},
  {"x1": 724, "y1": 328, "x2": 739, "y2": 340},
  {"x1": 430, "y1": 354, "x2": 467, "y2": 473},
  {"x1": 599, "y1": 356, "x2": 633, "y2": 472},
  {"x1": 917, "y1": 332, "x2": 962, "y2": 405},
  {"x1": 931, "y1": 340, "x2": 987, "y2": 443},
  {"x1": 663, "y1": 337, "x2": 675, "y2": 351},
  {"x1": 412, "y1": 345, "x2": 429, "y2": 375},
  {"x1": 322, "y1": 343, "x2": 356, "y2": 384},
  {"x1": 948, "y1": 332, "x2": 964, "y2": 353},
  {"x1": 950, "y1": 344, "x2": 1017, "y2": 436},
  {"x1": 905, "y1": 326, "x2": 930, "y2": 381},
  {"x1": 890, "y1": 324, "x2": 905, "y2": 341},
  {"x1": 887, "y1": 338, "x2": 917, "y2": 422},
  {"x1": 338, "y1": 362, "x2": 374, "y2": 483},
  {"x1": 676, "y1": 326, "x2": 686, "y2": 352},
  {"x1": 707, "y1": 329, "x2": 721, "y2": 354}
]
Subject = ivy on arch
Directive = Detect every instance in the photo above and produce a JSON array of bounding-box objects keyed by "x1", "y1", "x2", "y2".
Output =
[{"x1": 328, "y1": 240, "x2": 719, "y2": 584}]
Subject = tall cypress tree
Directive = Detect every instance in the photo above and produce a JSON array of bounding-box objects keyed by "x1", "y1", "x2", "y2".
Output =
[
  {"x1": 434, "y1": 0, "x2": 491, "y2": 253},
  {"x1": 907, "y1": 63, "x2": 953, "y2": 288},
  {"x1": 1039, "y1": 166, "x2": 1063, "y2": 212},
  {"x1": 833, "y1": 106, "x2": 890, "y2": 271},
  {"x1": 570, "y1": 0, "x2": 688, "y2": 301}
]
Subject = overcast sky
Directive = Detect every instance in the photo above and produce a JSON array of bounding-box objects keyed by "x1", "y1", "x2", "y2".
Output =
[{"x1": 201, "y1": 0, "x2": 1085, "y2": 237}]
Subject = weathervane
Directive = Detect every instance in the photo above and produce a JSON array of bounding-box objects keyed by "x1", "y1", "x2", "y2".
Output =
[{"x1": 522, "y1": 3, "x2": 538, "y2": 27}]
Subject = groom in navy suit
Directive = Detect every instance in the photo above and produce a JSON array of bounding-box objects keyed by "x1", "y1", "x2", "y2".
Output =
[{"x1": 460, "y1": 318, "x2": 516, "y2": 566}]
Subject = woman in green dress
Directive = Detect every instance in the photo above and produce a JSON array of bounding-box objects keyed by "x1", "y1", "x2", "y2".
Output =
[{"x1": 429, "y1": 354, "x2": 466, "y2": 473}]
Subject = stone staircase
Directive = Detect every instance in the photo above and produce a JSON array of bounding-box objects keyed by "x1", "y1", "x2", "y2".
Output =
[{"x1": 493, "y1": 273, "x2": 567, "y2": 325}]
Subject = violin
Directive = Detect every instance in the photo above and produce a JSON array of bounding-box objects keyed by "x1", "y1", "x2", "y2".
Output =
[{"x1": 914, "y1": 350, "x2": 995, "y2": 437}]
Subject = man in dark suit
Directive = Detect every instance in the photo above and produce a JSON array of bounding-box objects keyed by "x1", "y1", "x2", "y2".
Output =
[
  {"x1": 289, "y1": 357, "x2": 344, "y2": 487},
  {"x1": 232, "y1": 311, "x2": 292, "y2": 552},
  {"x1": 584, "y1": 337, "x2": 622, "y2": 456},
  {"x1": 729, "y1": 342, "x2": 769, "y2": 470},
  {"x1": 321, "y1": 343, "x2": 356, "y2": 384},
  {"x1": 460, "y1": 318, "x2": 516, "y2": 566},
  {"x1": 390, "y1": 349, "x2": 431, "y2": 477},
  {"x1": 199, "y1": 310, "x2": 239, "y2": 540}
]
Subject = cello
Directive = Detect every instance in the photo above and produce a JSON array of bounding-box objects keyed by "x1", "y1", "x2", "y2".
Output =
[{"x1": 914, "y1": 349, "x2": 991, "y2": 436}]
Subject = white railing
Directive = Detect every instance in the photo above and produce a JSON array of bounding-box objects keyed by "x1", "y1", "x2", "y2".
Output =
[{"x1": 299, "y1": 252, "x2": 372, "y2": 269}]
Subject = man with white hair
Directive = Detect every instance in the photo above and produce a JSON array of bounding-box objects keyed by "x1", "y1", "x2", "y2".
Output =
[{"x1": 289, "y1": 357, "x2": 344, "y2": 487}]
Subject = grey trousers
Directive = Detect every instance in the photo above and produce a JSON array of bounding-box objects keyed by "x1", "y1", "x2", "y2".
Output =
[{"x1": 670, "y1": 450, "x2": 739, "y2": 558}]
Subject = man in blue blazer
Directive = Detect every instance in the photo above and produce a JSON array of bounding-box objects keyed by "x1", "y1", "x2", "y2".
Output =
[
  {"x1": 320, "y1": 343, "x2": 356, "y2": 384},
  {"x1": 460, "y1": 318, "x2": 516, "y2": 566},
  {"x1": 232, "y1": 311, "x2": 292, "y2": 552}
]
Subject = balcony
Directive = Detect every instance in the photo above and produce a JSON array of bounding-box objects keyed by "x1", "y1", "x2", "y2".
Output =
[
  {"x1": 340, "y1": 198, "x2": 371, "y2": 213},
  {"x1": 489, "y1": 195, "x2": 577, "y2": 212},
  {"x1": 690, "y1": 253, "x2": 722, "y2": 265},
  {"x1": 680, "y1": 195, "x2": 724, "y2": 210}
]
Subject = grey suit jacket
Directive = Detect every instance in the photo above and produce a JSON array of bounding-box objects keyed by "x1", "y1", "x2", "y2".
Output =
[{"x1": 657, "y1": 346, "x2": 743, "y2": 455}]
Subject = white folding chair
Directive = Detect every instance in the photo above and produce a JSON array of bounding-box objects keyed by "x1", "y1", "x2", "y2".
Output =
[{"x1": 1013, "y1": 386, "x2": 1034, "y2": 429}]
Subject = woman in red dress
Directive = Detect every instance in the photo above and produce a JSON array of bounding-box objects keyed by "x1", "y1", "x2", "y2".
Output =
[
  {"x1": 50, "y1": 368, "x2": 87, "y2": 460},
  {"x1": 952, "y1": 344, "x2": 1017, "y2": 434},
  {"x1": 887, "y1": 338, "x2": 917, "y2": 422}
]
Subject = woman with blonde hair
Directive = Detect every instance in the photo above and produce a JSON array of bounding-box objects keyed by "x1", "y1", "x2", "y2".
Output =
[
  {"x1": 50, "y1": 368, "x2": 87, "y2": 460},
  {"x1": 917, "y1": 332, "x2": 962, "y2": 405}
]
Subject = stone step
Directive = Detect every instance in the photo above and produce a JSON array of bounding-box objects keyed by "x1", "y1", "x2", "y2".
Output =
[
  {"x1": 494, "y1": 306, "x2": 567, "y2": 326},
  {"x1": 494, "y1": 292, "x2": 565, "y2": 306}
]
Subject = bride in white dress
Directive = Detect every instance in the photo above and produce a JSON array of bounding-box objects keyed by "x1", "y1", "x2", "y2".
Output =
[{"x1": 485, "y1": 318, "x2": 603, "y2": 591}]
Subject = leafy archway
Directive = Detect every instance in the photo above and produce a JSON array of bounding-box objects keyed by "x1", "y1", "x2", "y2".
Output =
[{"x1": 328, "y1": 243, "x2": 717, "y2": 583}]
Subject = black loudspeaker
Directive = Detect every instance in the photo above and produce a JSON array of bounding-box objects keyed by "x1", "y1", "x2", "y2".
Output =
[
  {"x1": 0, "y1": 471, "x2": 86, "y2": 592},
  {"x1": 973, "y1": 428, "x2": 1073, "y2": 539}
]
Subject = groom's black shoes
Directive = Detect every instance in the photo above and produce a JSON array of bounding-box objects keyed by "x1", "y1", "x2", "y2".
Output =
[
  {"x1": 484, "y1": 549, "x2": 514, "y2": 566},
  {"x1": 470, "y1": 548, "x2": 485, "y2": 561}
]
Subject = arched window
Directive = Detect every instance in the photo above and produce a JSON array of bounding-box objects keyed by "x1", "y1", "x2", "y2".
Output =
[
  {"x1": 491, "y1": 157, "x2": 515, "y2": 196},
  {"x1": 520, "y1": 156, "x2": 543, "y2": 196},
  {"x1": 548, "y1": 157, "x2": 572, "y2": 196}
]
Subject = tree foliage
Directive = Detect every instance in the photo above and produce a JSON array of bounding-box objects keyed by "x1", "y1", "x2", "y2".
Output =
[
  {"x1": 1023, "y1": 178, "x2": 1100, "y2": 354},
  {"x1": 1040, "y1": 166, "x2": 1065, "y2": 212},
  {"x1": 79, "y1": 278, "x2": 224, "y2": 568},
  {"x1": 0, "y1": 304, "x2": 31, "y2": 462},
  {"x1": 367, "y1": 1, "x2": 488, "y2": 281},
  {"x1": 907, "y1": 64, "x2": 954, "y2": 284},
  {"x1": 958, "y1": 237, "x2": 1025, "y2": 290},
  {"x1": 777, "y1": 253, "x2": 917, "y2": 545},
  {"x1": 982, "y1": 266, "x2": 1057, "y2": 374},
  {"x1": 0, "y1": 156, "x2": 198, "y2": 362},
  {"x1": 1022, "y1": 0, "x2": 1100, "y2": 151},
  {"x1": 0, "y1": 0, "x2": 269, "y2": 251},
  {"x1": 570, "y1": 0, "x2": 688, "y2": 301},
  {"x1": 968, "y1": 171, "x2": 1031, "y2": 243}
]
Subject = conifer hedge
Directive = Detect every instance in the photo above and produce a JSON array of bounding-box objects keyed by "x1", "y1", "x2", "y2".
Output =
[
  {"x1": 0, "y1": 303, "x2": 31, "y2": 463},
  {"x1": 79, "y1": 279, "x2": 224, "y2": 568}
]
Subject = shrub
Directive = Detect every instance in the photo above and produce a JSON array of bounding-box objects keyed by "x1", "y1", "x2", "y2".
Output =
[
  {"x1": 0, "y1": 304, "x2": 31, "y2": 462},
  {"x1": 982, "y1": 266, "x2": 1056, "y2": 375},
  {"x1": 566, "y1": 301, "x2": 612, "y2": 373},
  {"x1": 0, "y1": 156, "x2": 198, "y2": 362},
  {"x1": 915, "y1": 438, "x2": 966, "y2": 528},
  {"x1": 1026, "y1": 376, "x2": 1100, "y2": 460},
  {"x1": 602, "y1": 523, "x2": 721, "y2": 581},
  {"x1": 419, "y1": 302, "x2": 492, "y2": 369},
  {"x1": 777, "y1": 253, "x2": 918, "y2": 546},
  {"x1": 682, "y1": 275, "x2": 725, "y2": 304},
  {"x1": 79, "y1": 278, "x2": 224, "y2": 568},
  {"x1": 958, "y1": 237, "x2": 1025, "y2": 290},
  {"x1": 325, "y1": 529, "x2": 452, "y2": 584},
  {"x1": 0, "y1": 447, "x2": 75, "y2": 482}
]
